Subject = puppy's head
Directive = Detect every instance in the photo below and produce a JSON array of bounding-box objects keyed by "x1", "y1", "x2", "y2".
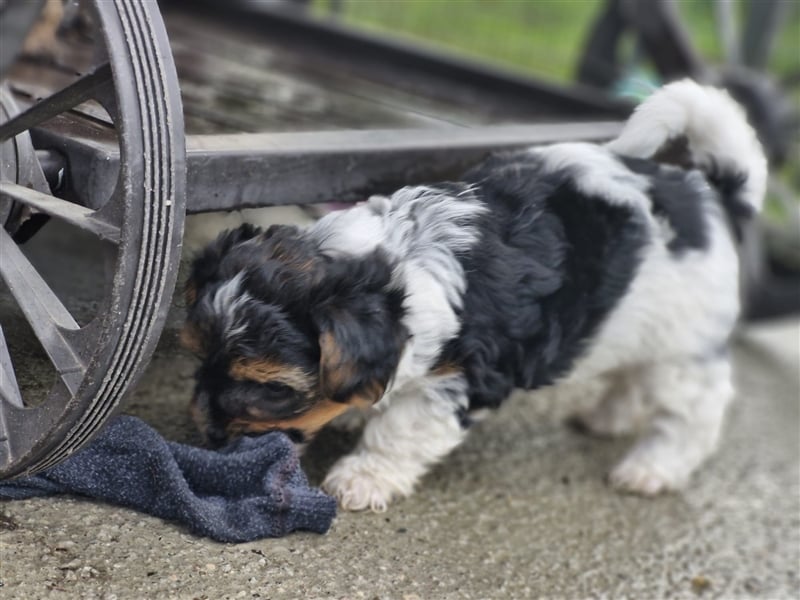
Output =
[{"x1": 182, "y1": 223, "x2": 407, "y2": 446}]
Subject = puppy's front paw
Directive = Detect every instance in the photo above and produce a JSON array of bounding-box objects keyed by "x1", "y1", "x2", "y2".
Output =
[
  {"x1": 322, "y1": 453, "x2": 412, "y2": 512},
  {"x1": 609, "y1": 452, "x2": 687, "y2": 496}
]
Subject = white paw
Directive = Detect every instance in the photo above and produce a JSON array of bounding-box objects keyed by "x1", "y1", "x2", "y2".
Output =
[
  {"x1": 609, "y1": 453, "x2": 687, "y2": 496},
  {"x1": 322, "y1": 453, "x2": 412, "y2": 512}
]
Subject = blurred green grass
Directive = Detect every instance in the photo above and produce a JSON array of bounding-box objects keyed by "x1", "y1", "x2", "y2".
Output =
[
  {"x1": 314, "y1": 0, "x2": 799, "y2": 214},
  {"x1": 314, "y1": 0, "x2": 799, "y2": 84},
  {"x1": 315, "y1": 0, "x2": 603, "y2": 82}
]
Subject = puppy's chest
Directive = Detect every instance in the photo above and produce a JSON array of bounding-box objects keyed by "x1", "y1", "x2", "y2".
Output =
[{"x1": 394, "y1": 262, "x2": 466, "y2": 380}]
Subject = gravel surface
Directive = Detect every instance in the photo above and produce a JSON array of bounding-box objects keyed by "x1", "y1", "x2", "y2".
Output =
[{"x1": 1, "y1": 221, "x2": 798, "y2": 599}]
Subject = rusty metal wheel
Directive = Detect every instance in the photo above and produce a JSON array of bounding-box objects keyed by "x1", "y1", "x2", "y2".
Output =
[{"x1": 0, "y1": 0, "x2": 186, "y2": 478}]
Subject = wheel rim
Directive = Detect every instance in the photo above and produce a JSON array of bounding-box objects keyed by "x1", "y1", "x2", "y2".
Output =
[{"x1": 0, "y1": 0, "x2": 186, "y2": 478}]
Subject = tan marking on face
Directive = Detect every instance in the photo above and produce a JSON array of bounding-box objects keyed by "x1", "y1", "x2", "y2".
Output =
[
  {"x1": 318, "y1": 331, "x2": 358, "y2": 395},
  {"x1": 352, "y1": 381, "x2": 386, "y2": 406},
  {"x1": 227, "y1": 397, "x2": 369, "y2": 438},
  {"x1": 317, "y1": 331, "x2": 390, "y2": 405},
  {"x1": 319, "y1": 331, "x2": 341, "y2": 365},
  {"x1": 179, "y1": 324, "x2": 204, "y2": 355},
  {"x1": 229, "y1": 358, "x2": 313, "y2": 392}
]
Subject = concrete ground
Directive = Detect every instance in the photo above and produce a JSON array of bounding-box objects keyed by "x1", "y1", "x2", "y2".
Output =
[{"x1": 1, "y1": 217, "x2": 798, "y2": 600}]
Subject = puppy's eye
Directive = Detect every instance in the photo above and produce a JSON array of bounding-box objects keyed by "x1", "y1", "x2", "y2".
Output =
[{"x1": 262, "y1": 381, "x2": 294, "y2": 397}]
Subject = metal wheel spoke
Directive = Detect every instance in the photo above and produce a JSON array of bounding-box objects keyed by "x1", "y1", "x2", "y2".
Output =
[
  {"x1": 0, "y1": 181, "x2": 120, "y2": 244},
  {"x1": 740, "y1": 0, "x2": 789, "y2": 70},
  {"x1": 0, "y1": 227, "x2": 84, "y2": 394},
  {"x1": 0, "y1": 326, "x2": 22, "y2": 408},
  {"x1": 714, "y1": 0, "x2": 740, "y2": 65},
  {"x1": 0, "y1": 62, "x2": 112, "y2": 143}
]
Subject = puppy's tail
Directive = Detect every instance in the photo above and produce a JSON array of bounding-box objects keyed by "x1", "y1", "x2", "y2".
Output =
[{"x1": 607, "y1": 79, "x2": 768, "y2": 218}]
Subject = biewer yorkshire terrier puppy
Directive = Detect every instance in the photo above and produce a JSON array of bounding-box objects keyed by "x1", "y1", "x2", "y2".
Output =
[{"x1": 182, "y1": 80, "x2": 766, "y2": 511}]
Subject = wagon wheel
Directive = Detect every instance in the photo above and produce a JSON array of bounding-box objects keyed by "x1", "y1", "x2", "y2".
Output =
[
  {"x1": 576, "y1": 0, "x2": 800, "y2": 321},
  {"x1": 576, "y1": 0, "x2": 797, "y2": 164},
  {"x1": 0, "y1": 0, "x2": 186, "y2": 478}
]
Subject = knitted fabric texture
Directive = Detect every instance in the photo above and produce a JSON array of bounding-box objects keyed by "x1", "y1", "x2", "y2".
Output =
[{"x1": 0, "y1": 416, "x2": 336, "y2": 542}]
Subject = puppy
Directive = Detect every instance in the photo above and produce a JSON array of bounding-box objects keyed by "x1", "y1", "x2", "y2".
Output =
[{"x1": 182, "y1": 80, "x2": 767, "y2": 511}]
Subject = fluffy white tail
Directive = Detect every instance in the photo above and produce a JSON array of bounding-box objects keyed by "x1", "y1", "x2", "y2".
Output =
[{"x1": 607, "y1": 79, "x2": 768, "y2": 215}]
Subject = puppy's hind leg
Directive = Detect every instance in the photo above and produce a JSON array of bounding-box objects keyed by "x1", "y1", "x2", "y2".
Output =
[
  {"x1": 609, "y1": 354, "x2": 733, "y2": 495},
  {"x1": 568, "y1": 369, "x2": 649, "y2": 438},
  {"x1": 322, "y1": 374, "x2": 469, "y2": 512}
]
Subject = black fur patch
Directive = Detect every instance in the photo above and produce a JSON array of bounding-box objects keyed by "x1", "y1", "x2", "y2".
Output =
[
  {"x1": 437, "y1": 152, "x2": 648, "y2": 410},
  {"x1": 621, "y1": 157, "x2": 710, "y2": 254},
  {"x1": 622, "y1": 145, "x2": 754, "y2": 244},
  {"x1": 704, "y1": 162, "x2": 752, "y2": 242}
]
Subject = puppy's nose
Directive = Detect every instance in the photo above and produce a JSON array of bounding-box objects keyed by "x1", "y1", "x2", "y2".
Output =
[
  {"x1": 284, "y1": 428, "x2": 309, "y2": 456},
  {"x1": 284, "y1": 428, "x2": 306, "y2": 445},
  {"x1": 205, "y1": 425, "x2": 229, "y2": 449}
]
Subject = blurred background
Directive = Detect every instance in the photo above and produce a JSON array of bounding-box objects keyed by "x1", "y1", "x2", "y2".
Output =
[
  {"x1": 315, "y1": 0, "x2": 799, "y2": 84},
  {"x1": 1, "y1": 3, "x2": 798, "y2": 598},
  {"x1": 6, "y1": 1, "x2": 799, "y2": 316},
  {"x1": 178, "y1": 0, "x2": 799, "y2": 320},
  {"x1": 310, "y1": 0, "x2": 800, "y2": 227}
]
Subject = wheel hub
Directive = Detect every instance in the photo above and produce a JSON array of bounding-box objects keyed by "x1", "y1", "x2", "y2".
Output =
[{"x1": 0, "y1": 86, "x2": 52, "y2": 234}]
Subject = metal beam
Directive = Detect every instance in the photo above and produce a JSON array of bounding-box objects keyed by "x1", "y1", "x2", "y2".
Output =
[
  {"x1": 29, "y1": 119, "x2": 623, "y2": 213},
  {"x1": 185, "y1": 122, "x2": 623, "y2": 212}
]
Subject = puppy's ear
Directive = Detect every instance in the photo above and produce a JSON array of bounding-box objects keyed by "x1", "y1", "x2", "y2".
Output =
[
  {"x1": 315, "y1": 295, "x2": 407, "y2": 405},
  {"x1": 186, "y1": 224, "x2": 263, "y2": 306},
  {"x1": 312, "y1": 255, "x2": 407, "y2": 405}
]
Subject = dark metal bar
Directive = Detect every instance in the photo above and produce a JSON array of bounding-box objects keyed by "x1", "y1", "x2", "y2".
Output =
[
  {"x1": 575, "y1": 0, "x2": 628, "y2": 89},
  {"x1": 740, "y1": 0, "x2": 787, "y2": 70},
  {"x1": 29, "y1": 122, "x2": 119, "y2": 212},
  {"x1": 185, "y1": 122, "x2": 623, "y2": 212},
  {"x1": 622, "y1": 0, "x2": 707, "y2": 81},
  {"x1": 28, "y1": 119, "x2": 622, "y2": 214},
  {"x1": 0, "y1": 62, "x2": 112, "y2": 142},
  {"x1": 0, "y1": 181, "x2": 120, "y2": 243},
  {"x1": 0, "y1": 227, "x2": 84, "y2": 394},
  {"x1": 36, "y1": 149, "x2": 67, "y2": 193},
  {"x1": 714, "y1": 0, "x2": 739, "y2": 65}
]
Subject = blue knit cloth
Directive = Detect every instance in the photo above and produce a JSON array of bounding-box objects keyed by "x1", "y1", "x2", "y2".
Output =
[{"x1": 0, "y1": 416, "x2": 336, "y2": 542}]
